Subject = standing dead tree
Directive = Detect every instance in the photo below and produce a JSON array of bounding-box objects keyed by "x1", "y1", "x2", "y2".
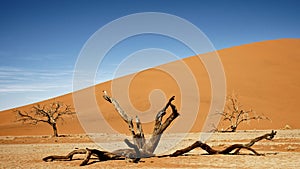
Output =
[
  {"x1": 217, "y1": 93, "x2": 270, "y2": 132},
  {"x1": 102, "y1": 91, "x2": 179, "y2": 157},
  {"x1": 15, "y1": 101, "x2": 75, "y2": 137},
  {"x1": 43, "y1": 92, "x2": 277, "y2": 166},
  {"x1": 43, "y1": 91, "x2": 179, "y2": 165}
]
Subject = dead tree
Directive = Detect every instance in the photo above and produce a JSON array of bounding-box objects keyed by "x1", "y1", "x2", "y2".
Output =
[
  {"x1": 102, "y1": 91, "x2": 179, "y2": 156},
  {"x1": 168, "y1": 130, "x2": 277, "y2": 156},
  {"x1": 43, "y1": 130, "x2": 277, "y2": 165},
  {"x1": 217, "y1": 93, "x2": 270, "y2": 132},
  {"x1": 43, "y1": 92, "x2": 277, "y2": 166},
  {"x1": 15, "y1": 101, "x2": 75, "y2": 137},
  {"x1": 43, "y1": 91, "x2": 179, "y2": 165}
]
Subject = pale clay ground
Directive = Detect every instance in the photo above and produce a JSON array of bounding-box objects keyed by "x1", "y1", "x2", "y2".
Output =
[{"x1": 0, "y1": 130, "x2": 299, "y2": 169}]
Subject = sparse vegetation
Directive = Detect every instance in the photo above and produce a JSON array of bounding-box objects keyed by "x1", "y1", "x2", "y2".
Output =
[
  {"x1": 217, "y1": 93, "x2": 270, "y2": 132},
  {"x1": 15, "y1": 101, "x2": 75, "y2": 137}
]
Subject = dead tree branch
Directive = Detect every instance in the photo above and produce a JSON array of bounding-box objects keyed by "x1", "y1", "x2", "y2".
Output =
[
  {"x1": 43, "y1": 148, "x2": 124, "y2": 166},
  {"x1": 169, "y1": 130, "x2": 277, "y2": 157}
]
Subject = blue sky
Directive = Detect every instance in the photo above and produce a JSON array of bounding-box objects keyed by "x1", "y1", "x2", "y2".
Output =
[{"x1": 0, "y1": 0, "x2": 299, "y2": 111}]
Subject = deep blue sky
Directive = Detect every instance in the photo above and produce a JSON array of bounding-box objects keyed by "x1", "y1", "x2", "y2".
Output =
[{"x1": 0, "y1": 0, "x2": 299, "y2": 110}]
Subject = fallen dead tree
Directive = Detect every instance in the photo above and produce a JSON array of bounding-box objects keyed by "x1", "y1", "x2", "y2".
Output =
[
  {"x1": 168, "y1": 130, "x2": 277, "y2": 157},
  {"x1": 43, "y1": 92, "x2": 277, "y2": 166}
]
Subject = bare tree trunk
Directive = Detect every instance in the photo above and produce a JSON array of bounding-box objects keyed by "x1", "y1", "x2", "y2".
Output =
[
  {"x1": 51, "y1": 123, "x2": 58, "y2": 137},
  {"x1": 230, "y1": 126, "x2": 237, "y2": 132},
  {"x1": 102, "y1": 92, "x2": 179, "y2": 157},
  {"x1": 143, "y1": 97, "x2": 179, "y2": 154}
]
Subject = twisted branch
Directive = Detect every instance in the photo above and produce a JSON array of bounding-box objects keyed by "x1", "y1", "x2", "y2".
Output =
[{"x1": 169, "y1": 130, "x2": 277, "y2": 157}]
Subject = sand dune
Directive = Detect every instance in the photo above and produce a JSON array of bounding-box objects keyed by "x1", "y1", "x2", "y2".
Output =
[{"x1": 0, "y1": 38, "x2": 299, "y2": 136}]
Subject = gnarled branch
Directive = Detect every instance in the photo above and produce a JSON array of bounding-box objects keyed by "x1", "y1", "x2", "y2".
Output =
[
  {"x1": 169, "y1": 130, "x2": 277, "y2": 157},
  {"x1": 102, "y1": 91, "x2": 179, "y2": 156}
]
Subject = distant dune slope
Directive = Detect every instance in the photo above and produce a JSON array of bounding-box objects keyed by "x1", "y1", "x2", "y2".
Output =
[{"x1": 1, "y1": 38, "x2": 299, "y2": 136}]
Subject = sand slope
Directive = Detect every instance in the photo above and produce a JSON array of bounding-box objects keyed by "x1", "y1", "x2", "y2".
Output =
[{"x1": 0, "y1": 38, "x2": 299, "y2": 136}]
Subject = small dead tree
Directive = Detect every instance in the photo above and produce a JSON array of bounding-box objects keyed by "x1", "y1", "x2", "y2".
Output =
[
  {"x1": 15, "y1": 101, "x2": 75, "y2": 137},
  {"x1": 217, "y1": 93, "x2": 270, "y2": 132}
]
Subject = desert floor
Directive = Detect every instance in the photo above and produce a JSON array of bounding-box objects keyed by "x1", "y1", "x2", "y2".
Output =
[{"x1": 0, "y1": 130, "x2": 299, "y2": 169}]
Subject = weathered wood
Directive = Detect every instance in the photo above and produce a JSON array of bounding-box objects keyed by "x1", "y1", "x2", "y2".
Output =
[
  {"x1": 102, "y1": 91, "x2": 179, "y2": 156},
  {"x1": 143, "y1": 97, "x2": 179, "y2": 154},
  {"x1": 43, "y1": 148, "x2": 125, "y2": 165},
  {"x1": 102, "y1": 91, "x2": 136, "y2": 136},
  {"x1": 132, "y1": 116, "x2": 146, "y2": 151},
  {"x1": 43, "y1": 149, "x2": 87, "y2": 161},
  {"x1": 169, "y1": 130, "x2": 277, "y2": 157}
]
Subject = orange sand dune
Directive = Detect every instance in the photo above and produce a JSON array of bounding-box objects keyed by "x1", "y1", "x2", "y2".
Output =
[{"x1": 0, "y1": 38, "x2": 299, "y2": 136}]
